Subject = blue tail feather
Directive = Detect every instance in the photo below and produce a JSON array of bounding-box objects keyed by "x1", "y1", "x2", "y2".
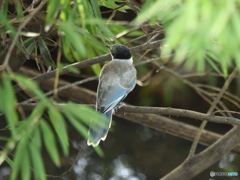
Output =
[{"x1": 87, "y1": 110, "x2": 112, "y2": 147}]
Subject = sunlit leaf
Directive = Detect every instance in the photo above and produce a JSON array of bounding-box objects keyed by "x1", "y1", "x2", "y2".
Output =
[
  {"x1": 91, "y1": 63, "x2": 101, "y2": 75},
  {"x1": 90, "y1": 0, "x2": 101, "y2": 18},
  {"x1": 46, "y1": 0, "x2": 61, "y2": 25}
]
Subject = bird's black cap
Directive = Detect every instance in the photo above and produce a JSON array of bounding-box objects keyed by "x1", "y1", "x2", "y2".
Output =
[{"x1": 106, "y1": 44, "x2": 132, "y2": 60}]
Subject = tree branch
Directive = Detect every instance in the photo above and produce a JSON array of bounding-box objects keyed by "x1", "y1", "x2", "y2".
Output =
[
  {"x1": 18, "y1": 67, "x2": 240, "y2": 156},
  {"x1": 118, "y1": 106, "x2": 240, "y2": 126},
  {"x1": 14, "y1": 40, "x2": 163, "y2": 92},
  {"x1": 161, "y1": 125, "x2": 240, "y2": 180}
]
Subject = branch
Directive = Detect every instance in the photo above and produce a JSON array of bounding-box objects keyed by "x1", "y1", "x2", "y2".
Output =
[
  {"x1": 17, "y1": 68, "x2": 240, "y2": 156},
  {"x1": 14, "y1": 40, "x2": 163, "y2": 92},
  {"x1": 18, "y1": 67, "x2": 240, "y2": 126},
  {"x1": 188, "y1": 67, "x2": 238, "y2": 157},
  {"x1": 118, "y1": 106, "x2": 240, "y2": 126},
  {"x1": 18, "y1": 103, "x2": 240, "y2": 126},
  {"x1": 161, "y1": 125, "x2": 240, "y2": 180}
]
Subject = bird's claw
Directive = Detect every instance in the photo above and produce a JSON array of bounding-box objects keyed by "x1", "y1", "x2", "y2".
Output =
[{"x1": 114, "y1": 103, "x2": 126, "y2": 114}]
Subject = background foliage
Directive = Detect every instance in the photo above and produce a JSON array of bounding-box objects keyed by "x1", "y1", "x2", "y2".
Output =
[{"x1": 0, "y1": 0, "x2": 240, "y2": 179}]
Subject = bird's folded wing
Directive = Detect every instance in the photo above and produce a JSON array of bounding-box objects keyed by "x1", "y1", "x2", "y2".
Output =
[{"x1": 97, "y1": 76, "x2": 136, "y2": 113}]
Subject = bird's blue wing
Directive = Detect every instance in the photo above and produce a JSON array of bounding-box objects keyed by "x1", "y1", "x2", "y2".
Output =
[{"x1": 97, "y1": 76, "x2": 136, "y2": 113}]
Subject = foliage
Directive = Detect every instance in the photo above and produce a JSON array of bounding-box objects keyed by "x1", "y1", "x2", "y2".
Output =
[
  {"x1": 136, "y1": 0, "x2": 240, "y2": 73},
  {"x1": 0, "y1": 73, "x2": 103, "y2": 179},
  {"x1": 0, "y1": 0, "x2": 115, "y2": 179},
  {"x1": 1, "y1": 0, "x2": 240, "y2": 179}
]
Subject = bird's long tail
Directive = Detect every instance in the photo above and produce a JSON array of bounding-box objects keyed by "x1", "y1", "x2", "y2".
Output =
[{"x1": 87, "y1": 110, "x2": 112, "y2": 147}]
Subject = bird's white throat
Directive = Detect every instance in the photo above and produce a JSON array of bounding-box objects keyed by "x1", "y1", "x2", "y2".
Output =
[{"x1": 113, "y1": 57, "x2": 133, "y2": 64}]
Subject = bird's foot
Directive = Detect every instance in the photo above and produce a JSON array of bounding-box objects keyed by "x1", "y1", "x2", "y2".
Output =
[{"x1": 115, "y1": 102, "x2": 126, "y2": 111}]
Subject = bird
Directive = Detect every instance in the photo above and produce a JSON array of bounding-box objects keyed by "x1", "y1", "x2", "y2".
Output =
[{"x1": 87, "y1": 44, "x2": 137, "y2": 147}]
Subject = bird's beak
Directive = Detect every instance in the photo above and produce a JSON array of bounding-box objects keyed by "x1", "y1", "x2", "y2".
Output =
[{"x1": 105, "y1": 45, "x2": 110, "y2": 49}]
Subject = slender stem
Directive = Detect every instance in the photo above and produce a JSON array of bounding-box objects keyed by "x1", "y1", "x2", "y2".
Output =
[
  {"x1": 188, "y1": 67, "x2": 239, "y2": 157},
  {"x1": 53, "y1": 39, "x2": 62, "y2": 97}
]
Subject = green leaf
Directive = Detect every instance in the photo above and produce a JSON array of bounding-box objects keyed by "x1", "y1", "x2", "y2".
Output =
[
  {"x1": 11, "y1": 74, "x2": 51, "y2": 107},
  {"x1": 90, "y1": 0, "x2": 102, "y2": 18},
  {"x1": 46, "y1": 0, "x2": 61, "y2": 25},
  {"x1": 60, "y1": 23, "x2": 86, "y2": 57},
  {"x1": 23, "y1": 37, "x2": 35, "y2": 46},
  {"x1": 65, "y1": 111, "x2": 89, "y2": 139},
  {"x1": 40, "y1": 120, "x2": 60, "y2": 166},
  {"x1": 29, "y1": 143, "x2": 46, "y2": 180},
  {"x1": 21, "y1": 149, "x2": 31, "y2": 180},
  {"x1": 4, "y1": 156, "x2": 13, "y2": 167},
  {"x1": 1, "y1": 76, "x2": 18, "y2": 137},
  {"x1": 13, "y1": 0, "x2": 23, "y2": 18},
  {"x1": 32, "y1": 126, "x2": 42, "y2": 150},
  {"x1": 0, "y1": 11, "x2": 16, "y2": 38},
  {"x1": 10, "y1": 136, "x2": 29, "y2": 180},
  {"x1": 48, "y1": 110, "x2": 69, "y2": 156},
  {"x1": 91, "y1": 63, "x2": 101, "y2": 75},
  {"x1": 38, "y1": 37, "x2": 56, "y2": 67},
  {"x1": 64, "y1": 104, "x2": 105, "y2": 126},
  {"x1": 25, "y1": 41, "x2": 37, "y2": 59}
]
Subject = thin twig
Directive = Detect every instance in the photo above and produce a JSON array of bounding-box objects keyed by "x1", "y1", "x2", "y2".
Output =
[
  {"x1": 46, "y1": 147, "x2": 83, "y2": 178},
  {"x1": 188, "y1": 67, "x2": 239, "y2": 157},
  {"x1": 101, "y1": 3, "x2": 126, "y2": 14},
  {"x1": 20, "y1": 76, "x2": 98, "y2": 104},
  {"x1": 53, "y1": 39, "x2": 62, "y2": 97}
]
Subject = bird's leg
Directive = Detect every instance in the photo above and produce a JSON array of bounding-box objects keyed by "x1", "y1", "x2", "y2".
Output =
[{"x1": 113, "y1": 102, "x2": 126, "y2": 114}]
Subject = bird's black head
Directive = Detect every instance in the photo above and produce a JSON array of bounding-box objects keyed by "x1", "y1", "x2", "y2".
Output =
[{"x1": 106, "y1": 44, "x2": 132, "y2": 60}]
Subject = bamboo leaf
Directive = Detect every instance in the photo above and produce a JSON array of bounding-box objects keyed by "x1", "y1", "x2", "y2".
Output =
[
  {"x1": 32, "y1": 126, "x2": 42, "y2": 150},
  {"x1": 29, "y1": 143, "x2": 46, "y2": 180},
  {"x1": 65, "y1": 111, "x2": 89, "y2": 139},
  {"x1": 90, "y1": 0, "x2": 101, "y2": 18},
  {"x1": 10, "y1": 136, "x2": 29, "y2": 180},
  {"x1": 60, "y1": 23, "x2": 86, "y2": 57},
  {"x1": 21, "y1": 149, "x2": 31, "y2": 180},
  {"x1": 40, "y1": 120, "x2": 60, "y2": 166},
  {"x1": 13, "y1": 0, "x2": 23, "y2": 18},
  {"x1": 1, "y1": 76, "x2": 18, "y2": 137},
  {"x1": 38, "y1": 37, "x2": 56, "y2": 67},
  {"x1": 25, "y1": 41, "x2": 37, "y2": 59},
  {"x1": 91, "y1": 63, "x2": 101, "y2": 75},
  {"x1": 46, "y1": 0, "x2": 61, "y2": 25},
  {"x1": 4, "y1": 156, "x2": 14, "y2": 167},
  {"x1": 48, "y1": 110, "x2": 69, "y2": 156}
]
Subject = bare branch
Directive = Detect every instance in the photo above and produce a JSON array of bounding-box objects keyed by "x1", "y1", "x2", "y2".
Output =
[
  {"x1": 189, "y1": 67, "x2": 238, "y2": 157},
  {"x1": 14, "y1": 40, "x2": 163, "y2": 92},
  {"x1": 161, "y1": 125, "x2": 240, "y2": 180}
]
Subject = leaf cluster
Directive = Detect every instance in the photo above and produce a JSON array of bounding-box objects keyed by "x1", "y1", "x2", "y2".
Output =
[{"x1": 136, "y1": 0, "x2": 240, "y2": 73}]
